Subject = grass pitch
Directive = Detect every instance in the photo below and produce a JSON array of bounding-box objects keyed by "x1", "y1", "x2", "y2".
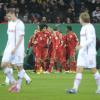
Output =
[{"x1": 0, "y1": 70, "x2": 100, "y2": 100}]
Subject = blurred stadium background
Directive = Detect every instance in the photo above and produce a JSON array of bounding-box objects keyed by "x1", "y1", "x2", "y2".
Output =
[{"x1": 0, "y1": 1, "x2": 100, "y2": 100}]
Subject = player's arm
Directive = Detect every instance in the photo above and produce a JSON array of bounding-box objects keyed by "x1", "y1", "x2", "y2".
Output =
[
  {"x1": 11, "y1": 22, "x2": 25, "y2": 55},
  {"x1": 27, "y1": 33, "x2": 35, "y2": 54},
  {"x1": 31, "y1": 30, "x2": 39, "y2": 45},
  {"x1": 58, "y1": 32, "x2": 63, "y2": 45},
  {"x1": 28, "y1": 37, "x2": 33, "y2": 49},
  {"x1": 26, "y1": 31, "x2": 37, "y2": 54},
  {"x1": 12, "y1": 35, "x2": 24, "y2": 55},
  {"x1": 16, "y1": 34, "x2": 23, "y2": 47}
]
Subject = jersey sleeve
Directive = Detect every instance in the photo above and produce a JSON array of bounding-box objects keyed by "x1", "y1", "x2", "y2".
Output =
[
  {"x1": 16, "y1": 21, "x2": 25, "y2": 36},
  {"x1": 81, "y1": 25, "x2": 96, "y2": 48}
]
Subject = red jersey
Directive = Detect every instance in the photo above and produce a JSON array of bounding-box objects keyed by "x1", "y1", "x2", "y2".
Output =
[
  {"x1": 34, "y1": 30, "x2": 51, "y2": 48},
  {"x1": 28, "y1": 29, "x2": 40, "y2": 48},
  {"x1": 52, "y1": 31, "x2": 63, "y2": 49},
  {"x1": 65, "y1": 31, "x2": 79, "y2": 48}
]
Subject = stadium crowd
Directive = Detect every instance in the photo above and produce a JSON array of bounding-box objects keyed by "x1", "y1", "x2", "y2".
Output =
[{"x1": 0, "y1": 0, "x2": 100, "y2": 23}]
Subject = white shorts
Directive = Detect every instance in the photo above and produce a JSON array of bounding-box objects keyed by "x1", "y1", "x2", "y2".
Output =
[
  {"x1": 2, "y1": 46, "x2": 24, "y2": 66},
  {"x1": 77, "y1": 50, "x2": 96, "y2": 68}
]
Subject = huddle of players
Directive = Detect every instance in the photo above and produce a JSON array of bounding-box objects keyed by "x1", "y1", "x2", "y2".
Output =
[{"x1": 28, "y1": 24, "x2": 79, "y2": 74}]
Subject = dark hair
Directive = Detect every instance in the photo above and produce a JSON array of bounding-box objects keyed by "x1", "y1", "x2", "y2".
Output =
[
  {"x1": 39, "y1": 23, "x2": 48, "y2": 30},
  {"x1": 67, "y1": 25, "x2": 72, "y2": 31}
]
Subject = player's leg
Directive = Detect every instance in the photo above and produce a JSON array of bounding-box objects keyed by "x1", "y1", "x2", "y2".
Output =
[
  {"x1": 67, "y1": 52, "x2": 86, "y2": 94},
  {"x1": 16, "y1": 55, "x2": 31, "y2": 87},
  {"x1": 9, "y1": 65, "x2": 26, "y2": 92},
  {"x1": 47, "y1": 50, "x2": 55, "y2": 73},
  {"x1": 66, "y1": 48, "x2": 71, "y2": 72},
  {"x1": 1, "y1": 57, "x2": 16, "y2": 85},
  {"x1": 67, "y1": 67, "x2": 83, "y2": 93},
  {"x1": 43, "y1": 59, "x2": 50, "y2": 72},
  {"x1": 68, "y1": 49, "x2": 76, "y2": 72},
  {"x1": 9, "y1": 54, "x2": 30, "y2": 92},
  {"x1": 73, "y1": 67, "x2": 83, "y2": 91},
  {"x1": 47, "y1": 58, "x2": 54, "y2": 73},
  {"x1": 24, "y1": 72, "x2": 31, "y2": 84},
  {"x1": 4, "y1": 66, "x2": 31, "y2": 85},
  {"x1": 88, "y1": 54, "x2": 100, "y2": 93},
  {"x1": 33, "y1": 47, "x2": 37, "y2": 72},
  {"x1": 5, "y1": 76, "x2": 9, "y2": 85},
  {"x1": 17, "y1": 66, "x2": 25, "y2": 90},
  {"x1": 35, "y1": 47, "x2": 42, "y2": 73},
  {"x1": 41, "y1": 48, "x2": 48, "y2": 72},
  {"x1": 69, "y1": 56, "x2": 77, "y2": 73},
  {"x1": 35, "y1": 57, "x2": 41, "y2": 74},
  {"x1": 3, "y1": 66, "x2": 16, "y2": 85},
  {"x1": 4, "y1": 68, "x2": 13, "y2": 85},
  {"x1": 58, "y1": 48, "x2": 68, "y2": 72},
  {"x1": 3, "y1": 67, "x2": 30, "y2": 86},
  {"x1": 0, "y1": 46, "x2": 16, "y2": 85},
  {"x1": 91, "y1": 67, "x2": 100, "y2": 93},
  {"x1": 60, "y1": 57, "x2": 68, "y2": 72},
  {"x1": 1, "y1": 50, "x2": 16, "y2": 85}
]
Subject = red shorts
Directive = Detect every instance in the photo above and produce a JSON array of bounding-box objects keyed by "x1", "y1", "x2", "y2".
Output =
[
  {"x1": 50, "y1": 46, "x2": 66, "y2": 62},
  {"x1": 35, "y1": 46, "x2": 48, "y2": 60}
]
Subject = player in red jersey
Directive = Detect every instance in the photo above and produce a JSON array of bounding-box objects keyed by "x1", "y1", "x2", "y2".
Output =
[
  {"x1": 32, "y1": 23, "x2": 51, "y2": 73},
  {"x1": 47, "y1": 27, "x2": 68, "y2": 73},
  {"x1": 27, "y1": 29, "x2": 39, "y2": 71},
  {"x1": 65, "y1": 26, "x2": 79, "y2": 72}
]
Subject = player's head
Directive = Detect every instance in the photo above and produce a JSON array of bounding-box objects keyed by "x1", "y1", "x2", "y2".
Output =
[
  {"x1": 67, "y1": 25, "x2": 72, "y2": 32},
  {"x1": 79, "y1": 12, "x2": 90, "y2": 25},
  {"x1": 6, "y1": 8, "x2": 16, "y2": 21},
  {"x1": 39, "y1": 23, "x2": 48, "y2": 31}
]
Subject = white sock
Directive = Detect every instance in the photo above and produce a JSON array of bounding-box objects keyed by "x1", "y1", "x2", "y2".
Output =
[
  {"x1": 9, "y1": 68, "x2": 13, "y2": 74},
  {"x1": 5, "y1": 76, "x2": 9, "y2": 84},
  {"x1": 94, "y1": 71, "x2": 100, "y2": 90},
  {"x1": 24, "y1": 72, "x2": 30, "y2": 81},
  {"x1": 5, "y1": 68, "x2": 13, "y2": 84},
  {"x1": 17, "y1": 69, "x2": 25, "y2": 87},
  {"x1": 4, "y1": 68, "x2": 15, "y2": 84},
  {"x1": 73, "y1": 73, "x2": 82, "y2": 91}
]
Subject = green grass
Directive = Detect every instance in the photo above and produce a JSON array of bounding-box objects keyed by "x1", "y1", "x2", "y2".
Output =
[{"x1": 0, "y1": 70, "x2": 100, "y2": 100}]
